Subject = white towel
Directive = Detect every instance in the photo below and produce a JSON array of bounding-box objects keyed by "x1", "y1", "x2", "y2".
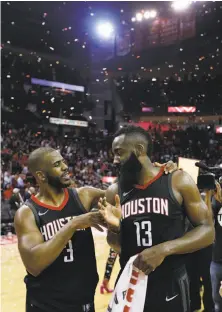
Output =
[{"x1": 107, "y1": 255, "x2": 148, "y2": 312}]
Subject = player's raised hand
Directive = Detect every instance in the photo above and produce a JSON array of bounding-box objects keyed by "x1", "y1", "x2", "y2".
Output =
[
  {"x1": 73, "y1": 211, "x2": 105, "y2": 232},
  {"x1": 154, "y1": 160, "x2": 178, "y2": 174},
  {"x1": 214, "y1": 181, "x2": 222, "y2": 203},
  {"x1": 133, "y1": 244, "x2": 167, "y2": 275},
  {"x1": 98, "y1": 195, "x2": 122, "y2": 230}
]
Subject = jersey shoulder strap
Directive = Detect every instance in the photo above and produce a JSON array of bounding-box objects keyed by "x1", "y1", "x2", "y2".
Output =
[
  {"x1": 25, "y1": 199, "x2": 41, "y2": 228},
  {"x1": 68, "y1": 187, "x2": 87, "y2": 213}
]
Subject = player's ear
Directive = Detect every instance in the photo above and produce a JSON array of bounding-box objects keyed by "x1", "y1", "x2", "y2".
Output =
[
  {"x1": 135, "y1": 144, "x2": 145, "y2": 157},
  {"x1": 36, "y1": 171, "x2": 46, "y2": 182}
]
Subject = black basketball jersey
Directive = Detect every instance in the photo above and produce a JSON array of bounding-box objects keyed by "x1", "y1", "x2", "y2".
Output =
[
  {"x1": 119, "y1": 168, "x2": 186, "y2": 277},
  {"x1": 212, "y1": 198, "x2": 222, "y2": 263},
  {"x1": 25, "y1": 188, "x2": 98, "y2": 312}
]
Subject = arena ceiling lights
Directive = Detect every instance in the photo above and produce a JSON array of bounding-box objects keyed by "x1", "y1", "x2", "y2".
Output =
[
  {"x1": 171, "y1": 0, "x2": 192, "y2": 12},
  {"x1": 132, "y1": 10, "x2": 157, "y2": 22},
  {"x1": 131, "y1": 1, "x2": 192, "y2": 23},
  {"x1": 96, "y1": 21, "x2": 115, "y2": 39}
]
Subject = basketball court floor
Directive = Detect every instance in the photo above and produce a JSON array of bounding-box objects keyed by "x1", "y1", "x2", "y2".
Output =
[
  {"x1": 1, "y1": 230, "x2": 204, "y2": 312},
  {"x1": 1, "y1": 230, "x2": 120, "y2": 312}
]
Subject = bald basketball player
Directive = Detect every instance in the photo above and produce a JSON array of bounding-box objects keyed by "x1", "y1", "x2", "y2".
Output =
[
  {"x1": 99, "y1": 125, "x2": 215, "y2": 312},
  {"x1": 15, "y1": 147, "x2": 106, "y2": 312}
]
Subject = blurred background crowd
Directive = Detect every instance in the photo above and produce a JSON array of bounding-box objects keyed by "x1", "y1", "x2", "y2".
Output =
[
  {"x1": 1, "y1": 0, "x2": 222, "y2": 226},
  {"x1": 1, "y1": 2, "x2": 222, "y2": 311}
]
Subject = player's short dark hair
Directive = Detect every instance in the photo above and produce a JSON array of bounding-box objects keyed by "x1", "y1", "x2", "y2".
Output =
[
  {"x1": 114, "y1": 125, "x2": 153, "y2": 156},
  {"x1": 28, "y1": 147, "x2": 55, "y2": 175}
]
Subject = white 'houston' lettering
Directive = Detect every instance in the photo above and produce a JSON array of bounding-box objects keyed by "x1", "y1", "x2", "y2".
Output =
[
  {"x1": 138, "y1": 199, "x2": 145, "y2": 214},
  {"x1": 55, "y1": 219, "x2": 62, "y2": 232},
  {"x1": 153, "y1": 198, "x2": 160, "y2": 213},
  {"x1": 47, "y1": 222, "x2": 56, "y2": 240},
  {"x1": 40, "y1": 226, "x2": 49, "y2": 241},
  {"x1": 121, "y1": 197, "x2": 169, "y2": 219},
  {"x1": 145, "y1": 198, "x2": 152, "y2": 213},
  {"x1": 161, "y1": 198, "x2": 169, "y2": 215},
  {"x1": 124, "y1": 202, "x2": 131, "y2": 218},
  {"x1": 131, "y1": 200, "x2": 138, "y2": 215},
  {"x1": 40, "y1": 216, "x2": 78, "y2": 242}
]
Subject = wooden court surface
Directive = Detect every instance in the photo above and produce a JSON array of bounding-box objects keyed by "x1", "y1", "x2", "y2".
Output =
[
  {"x1": 1, "y1": 231, "x2": 204, "y2": 312},
  {"x1": 1, "y1": 230, "x2": 120, "y2": 312}
]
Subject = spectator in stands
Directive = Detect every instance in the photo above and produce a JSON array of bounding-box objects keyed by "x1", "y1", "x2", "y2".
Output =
[
  {"x1": 24, "y1": 187, "x2": 36, "y2": 201},
  {"x1": 1, "y1": 190, "x2": 12, "y2": 225},
  {"x1": 17, "y1": 174, "x2": 25, "y2": 189},
  {"x1": 3, "y1": 183, "x2": 13, "y2": 200},
  {"x1": 9, "y1": 188, "x2": 24, "y2": 218},
  {"x1": 3, "y1": 171, "x2": 11, "y2": 188}
]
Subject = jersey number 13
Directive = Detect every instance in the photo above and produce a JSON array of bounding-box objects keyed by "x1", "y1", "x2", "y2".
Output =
[{"x1": 134, "y1": 220, "x2": 152, "y2": 247}]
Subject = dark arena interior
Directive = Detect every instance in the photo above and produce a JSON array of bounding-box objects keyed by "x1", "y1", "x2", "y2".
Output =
[{"x1": 1, "y1": 1, "x2": 222, "y2": 312}]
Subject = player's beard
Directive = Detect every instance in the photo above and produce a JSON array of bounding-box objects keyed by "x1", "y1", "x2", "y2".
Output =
[
  {"x1": 118, "y1": 152, "x2": 142, "y2": 192},
  {"x1": 45, "y1": 173, "x2": 71, "y2": 189}
]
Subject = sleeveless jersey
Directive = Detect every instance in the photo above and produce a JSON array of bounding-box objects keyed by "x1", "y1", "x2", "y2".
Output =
[
  {"x1": 25, "y1": 188, "x2": 98, "y2": 311},
  {"x1": 119, "y1": 168, "x2": 186, "y2": 278},
  {"x1": 212, "y1": 198, "x2": 222, "y2": 263}
]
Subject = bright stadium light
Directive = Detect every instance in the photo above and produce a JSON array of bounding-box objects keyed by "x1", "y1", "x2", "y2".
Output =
[
  {"x1": 150, "y1": 10, "x2": 157, "y2": 18},
  {"x1": 144, "y1": 11, "x2": 151, "y2": 19},
  {"x1": 136, "y1": 12, "x2": 143, "y2": 22},
  {"x1": 172, "y1": 0, "x2": 192, "y2": 11},
  {"x1": 96, "y1": 21, "x2": 114, "y2": 39},
  {"x1": 131, "y1": 17, "x2": 136, "y2": 22}
]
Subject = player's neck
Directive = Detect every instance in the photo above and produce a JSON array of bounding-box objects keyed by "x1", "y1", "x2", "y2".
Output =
[
  {"x1": 138, "y1": 159, "x2": 160, "y2": 185},
  {"x1": 37, "y1": 185, "x2": 65, "y2": 206}
]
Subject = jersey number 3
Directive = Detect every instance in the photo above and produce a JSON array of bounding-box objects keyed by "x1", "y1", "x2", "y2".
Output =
[
  {"x1": 134, "y1": 221, "x2": 152, "y2": 247},
  {"x1": 64, "y1": 240, "x2": 74, "y2": 262}
]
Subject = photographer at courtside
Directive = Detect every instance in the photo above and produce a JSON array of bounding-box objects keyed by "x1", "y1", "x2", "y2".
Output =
[{"x1": 205, "y1": 181, "x2": 222, "y2": 312}]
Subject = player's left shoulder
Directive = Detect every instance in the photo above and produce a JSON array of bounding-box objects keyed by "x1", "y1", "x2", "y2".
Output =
[
  {"x1": 77, "y1": 186, "x2": 105, "y2": 198},
  {"x1": 171, "y1": 170, "x2": 196, "y2": 192},
  {"x1": 171, "y1": 169, "x2": 189, "y2": 180},
  {"x1": 75, "y1": 186, "x2": 105, "y2": 211}
]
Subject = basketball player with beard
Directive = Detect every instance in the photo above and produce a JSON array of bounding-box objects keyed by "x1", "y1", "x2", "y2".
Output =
[
  {"x1": 14, "y1": 147, "x2": 106, "y2": 312},
  {"x1": 98, "y1": 125, "x2": 215, "y2": 312}
]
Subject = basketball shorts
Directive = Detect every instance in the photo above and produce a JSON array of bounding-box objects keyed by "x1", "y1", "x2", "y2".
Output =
[
  {"x1": 26, "y1": 295, "x2": 95, "y2": 312},
  {"x1": 143, "y1": 265, "x2": 190, "y2": 312}
]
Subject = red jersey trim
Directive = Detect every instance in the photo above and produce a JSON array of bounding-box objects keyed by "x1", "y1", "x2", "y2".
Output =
[
  {"x1": 31, "y1": 188, "x2": 69, "y2": 211},
  {"x1": 134, "y1": 166, "x2": 165, "y2": 190}
]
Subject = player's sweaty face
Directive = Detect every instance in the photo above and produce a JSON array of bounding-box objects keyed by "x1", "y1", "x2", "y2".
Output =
[
  {"x1": 112, "y1": 136, "x2": 142, "y2": 190},
  {"x1": 44, "y1": 151, "x2": 71, "y2": 188}
]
